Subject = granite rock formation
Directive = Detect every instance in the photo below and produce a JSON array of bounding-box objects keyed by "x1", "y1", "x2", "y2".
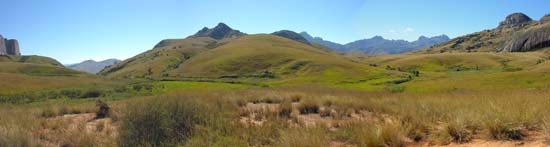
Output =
[
  {"x1": 0, "y1": 35, "x2": 21, "y2": 56},
  {"x1": 498, "y1": 13, "x2": 533, "y2": 28}
]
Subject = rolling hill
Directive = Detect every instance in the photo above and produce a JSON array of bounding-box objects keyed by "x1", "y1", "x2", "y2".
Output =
[
  {"x1": 0, "y1": 55, "x2": 120, "y2": 95},
  {"x1": 100, "y1": 23, "x2": 406, "y2": 88},
  {"x1": 0, "y1": 55, "x2": 64, "y2": 67}
]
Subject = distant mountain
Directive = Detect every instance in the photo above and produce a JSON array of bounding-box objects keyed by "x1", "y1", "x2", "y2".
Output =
[
  {"x1": 68, "y1": 59, "x2": 120, "y2": 74},
  {"x1": 300, "y1": 32, "x2": 449, "y2": 54},
  {"x1": 300, "y1": 32, "x2": 346, "y2": 52}
]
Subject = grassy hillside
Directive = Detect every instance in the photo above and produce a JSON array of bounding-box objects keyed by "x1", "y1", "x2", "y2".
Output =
[
  {"x1": 102, "y1": 34, "x2": 407, "y2": 89},
  {"x1": 0, "y1": 55, "x2": 64, "y2": 67},
  {"x1": 358, "y1": 50, "x2": 550, "y2": 92},
  {"x1": 0, "y1": 62, "x2": 118, "y2": 94},
  {"x1": 99, "y1": 37, "x2": 222, "y2": 78},
  {"x1": 414, "y1": 20, "x2": 549, "y2": 54}
]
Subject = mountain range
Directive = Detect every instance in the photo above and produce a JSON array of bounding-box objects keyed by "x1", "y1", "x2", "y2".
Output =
[
  {"x1": 300, "y1": 32, "x2": 450, "y2": 54},
  {"x1": 68, "y1": 59, "x2": 121, "y2": 74}
]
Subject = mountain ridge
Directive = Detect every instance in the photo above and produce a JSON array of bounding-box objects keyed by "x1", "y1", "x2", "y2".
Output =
[{"x1": 300, "y1": 32, "x2": 449, "y2": 54}]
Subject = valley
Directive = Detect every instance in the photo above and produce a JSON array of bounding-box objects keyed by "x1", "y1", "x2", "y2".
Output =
[{"x1": 1, "y1": 3, "x2": 550, "y2": 146}]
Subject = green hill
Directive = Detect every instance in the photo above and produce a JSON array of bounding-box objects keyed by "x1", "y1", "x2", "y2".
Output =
[
  {"x1": 0, "y1": 61, "x2": 118, "y2": 94},
  {"x1": 100, "y1": 24, "x2": 406, "y2": 89},
  {"x1": 357, "y1": 50, "x2": 550, "y2": 92},
  {"x1": 0, "y1": 55, "x2": 64, "y2": 67}
]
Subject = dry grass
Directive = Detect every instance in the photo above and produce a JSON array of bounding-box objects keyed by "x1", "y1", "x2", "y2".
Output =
[{"x1": 2, "y1": 86, "x2": 550, "y2": 146}]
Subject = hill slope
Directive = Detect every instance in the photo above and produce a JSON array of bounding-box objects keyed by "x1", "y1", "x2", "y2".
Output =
[
  {"x1": 0, "y1": 61, "x2": 117, "y2": 94},
  {"x1": 355, "y1": 50, "x2": 550, "y2": 92},
  {"x1": 0, "y1": 55, "x2": 64, "y2": 67},
  {"x1": 415, "y1": 13, "x2": 550, "y2": 53}
]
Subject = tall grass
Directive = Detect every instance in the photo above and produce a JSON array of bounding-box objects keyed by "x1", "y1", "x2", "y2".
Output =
[
  {"x1": 0, "y1": 106, "x2": 38, "y2": 147},
  {"x1": 119, "y1": 92, "x2": 241, "y2": 146}
]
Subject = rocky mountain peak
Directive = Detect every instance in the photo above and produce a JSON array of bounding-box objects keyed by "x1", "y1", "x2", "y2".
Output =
[
  {"x1": 189, "y1": 23, "x2": 246, "y2": 39},
  {"x1": 499, "y1": 13, "x2": 533, "y2": 28},
  {"x1": 371, "y1": 36, "x2": 385, "y2": 40}
]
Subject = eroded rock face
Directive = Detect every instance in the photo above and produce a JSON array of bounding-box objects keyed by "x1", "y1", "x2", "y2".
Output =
[
  {"x1": 0, "y1": 35, "x2": 20, "y2": 56},
  {"x1": 0, "y1": 35, "x2": 6, "y2": 55},
  {"x1": 5, "y1": 39, "x2": 20, "y2": 56},
  {"x1": 540, "y1": 14, "x2": 550, "y2": 24},
  {"x1": 504, "y1": 26, "x2": 550, "y2": 52},
  {"x1": 499, "y1": 13, "x2": 533, "y2": 28}
]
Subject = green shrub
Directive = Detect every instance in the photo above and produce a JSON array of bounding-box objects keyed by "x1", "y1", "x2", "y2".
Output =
[{"x1": 80, "y1": 88, "x2": 103, "y2": 98}]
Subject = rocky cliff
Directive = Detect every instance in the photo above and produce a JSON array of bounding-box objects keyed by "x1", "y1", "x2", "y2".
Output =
[
  {"x1": 0, "y1": 35, "x2": 21, "y2": 56},
  {"x1": 503, "y1": 25, "x2": 550, "y2": 52}
]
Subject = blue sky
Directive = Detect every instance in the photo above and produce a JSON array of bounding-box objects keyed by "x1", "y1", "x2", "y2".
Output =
[{"x1": 0, "y1": 0, "x2": 549, "y2": 64}]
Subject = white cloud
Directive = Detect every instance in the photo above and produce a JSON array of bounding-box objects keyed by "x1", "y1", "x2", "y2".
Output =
[
  {"x1": 403, "y1": 27, "x2": 415, "y2": 33},
  {"x1": 388, "y1": 29, "x2": 397, "y2": 33}
]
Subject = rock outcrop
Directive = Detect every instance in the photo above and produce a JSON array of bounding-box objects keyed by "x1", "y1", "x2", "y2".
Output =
[
  {"x1": 540, "y1": 14, "x2": 550, "y2": 24},
  {"x1": 504, "y1": 26, "x2": 550, "y2": 52},
  {"x1": 0, "y1": 35, "x2": 21, "y2": 56},
  {"x1": 499, "y1": 13, "x2": 533, "y2": 28},
  {"x1": 189, "y1": 23, "x2": 246, "y2": 39}
]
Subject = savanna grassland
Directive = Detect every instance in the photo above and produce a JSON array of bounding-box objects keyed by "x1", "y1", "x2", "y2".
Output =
[
  {"x1": 4, "y1": 51, "x2": 550, "y2": 147},
  {"x1": 3, "y1": 20, "x2": 550, "y2": 147}
]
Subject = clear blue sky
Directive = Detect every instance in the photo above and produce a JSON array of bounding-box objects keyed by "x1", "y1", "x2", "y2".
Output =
[{"x1": 0, "y1": 0, "x2": 548, "y2": 64}]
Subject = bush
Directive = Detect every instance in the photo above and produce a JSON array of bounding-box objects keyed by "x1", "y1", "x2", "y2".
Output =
[
  {"x1": 279, "y1": 101, "x2": 293, "y2": 118},
  {"x1": 289, "y1": 94, "x2": 302, "y2": 103},
  {"x1": 486, "y1": 122, "x2": 525, "y2": 140},
  {"x1": 297, "y1": 99, "x2": 319, "y2": 114},
  {"x1": 95, "y1": 100, "x2": 110, "y2": 119},
  {"x1": 80, "y1": 88, "x2": 103, "y2": 98},
  {"x1": 445, "y1": 122, "x2": 472, "y2": 143}
]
